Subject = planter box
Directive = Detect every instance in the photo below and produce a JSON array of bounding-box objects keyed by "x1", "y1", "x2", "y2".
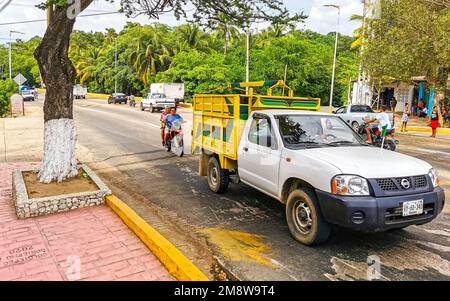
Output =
[{"x1": 12, "y1": 164, "x2": 111, "y2": 219}]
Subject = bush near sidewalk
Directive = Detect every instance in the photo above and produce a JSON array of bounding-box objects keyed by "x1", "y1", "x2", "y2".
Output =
[{"x1": 0, "y1": 79, "x2": 19, "y2": 117}]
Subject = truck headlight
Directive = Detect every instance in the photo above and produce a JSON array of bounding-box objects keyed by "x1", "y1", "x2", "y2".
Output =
[
  {"x1": 428, "y1": 168, "x2": 438, "y2": 187},
  {"x1": 332, "y1": 175, "x2": 370, "y2": 196}
]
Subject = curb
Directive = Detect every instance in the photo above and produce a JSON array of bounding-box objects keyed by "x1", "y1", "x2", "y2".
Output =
[
  {"x1": 105, "y1": 194, "x2": 209, "y2": 281},
  {"x1": 404, "y1": 126, "x2": 450, "y2": 134},
  {"x1": 179, "y1": 103, "x2": 192, "y2": 109}
]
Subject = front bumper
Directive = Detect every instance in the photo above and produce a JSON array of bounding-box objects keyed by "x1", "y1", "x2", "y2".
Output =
[
  {"x1": 142, "y1": 102, "x2": 176, "y2": 109},
  {"x1": 316, "y1": 187, "x2": 445, "y2": 231}
]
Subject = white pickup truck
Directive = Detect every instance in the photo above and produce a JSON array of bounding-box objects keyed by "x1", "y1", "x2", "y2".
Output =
[
  {"x1": 195, "y1": 108, "x2": 445, "y2": 245},
  {"x1": 334, "y1": 104, "x2": 394, "y2": 132},
  {"x1": 140, "y1": 93, "x2": 176, "y2": 113}
]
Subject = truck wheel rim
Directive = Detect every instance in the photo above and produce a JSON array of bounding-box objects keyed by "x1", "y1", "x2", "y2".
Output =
[
  {"x1": 211, "y1": 167, "x2": 218, "y2": 185},
  {"x1": 352, "y1": 123, "x2": 359, "y2": 132},
  {"x1": 293, "y1": 200, "x2": 312, "y2": 234}
]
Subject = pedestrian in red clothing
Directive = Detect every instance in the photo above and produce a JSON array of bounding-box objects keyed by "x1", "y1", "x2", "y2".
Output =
[{"x1": 428, "y1": 106, "x2": 440, "y2": 138}]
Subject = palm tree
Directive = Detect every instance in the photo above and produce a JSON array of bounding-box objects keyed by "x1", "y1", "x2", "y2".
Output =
[
  {"x1": 176, "y1": 24, "x2": 210, "y2": 52},
  {"x1": 211, "y1": 13, "x2": 240, "y2": 54},
  {"x1": 73, "y1": 47, "x2": 104, "y2": 84},
  {"x1": 349, "y1": 14, "x2": 364, "y2": 48},
  {"x1": 129, "y1": 32, "x2": 172, "y2": 86}
]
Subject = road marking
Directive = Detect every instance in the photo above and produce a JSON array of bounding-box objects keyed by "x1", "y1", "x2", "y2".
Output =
[
  {"x1": 200, "y1": 227, "x2": 274, "y2": 267},
  {"x1": 401, "y1": 147, "x2": 450, "y2": 157}
]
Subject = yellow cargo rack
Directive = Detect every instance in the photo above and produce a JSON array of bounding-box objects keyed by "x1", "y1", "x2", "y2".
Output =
[{"x1": 192, "y1": 80, "x2": 321, "y2": 169}]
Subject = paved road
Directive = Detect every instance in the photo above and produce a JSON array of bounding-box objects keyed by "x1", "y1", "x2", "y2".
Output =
[{"x1": 30, "y1": 97, "x2": 450, "y2": 280}]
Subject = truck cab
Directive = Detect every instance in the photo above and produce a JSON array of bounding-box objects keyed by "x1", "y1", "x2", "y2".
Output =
[{"x1": 192, "y1": 81, "x2": 445, "y2": 246}]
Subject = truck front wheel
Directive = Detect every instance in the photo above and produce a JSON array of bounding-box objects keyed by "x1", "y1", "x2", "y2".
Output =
[
  {"x1": 207, "y1": 157, "x2": 229, "y2": 194},
  {"x1": 286, "y1": 189, "x2": 331, "y2": 246}
]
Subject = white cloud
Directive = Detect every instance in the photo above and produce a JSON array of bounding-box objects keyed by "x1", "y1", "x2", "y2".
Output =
[
  {"x1": 0, "y1": 0, "x2": 362, "y2": 44},
  {"x1": 304, "y1": 0, "x2": 363, "y2": 35}
]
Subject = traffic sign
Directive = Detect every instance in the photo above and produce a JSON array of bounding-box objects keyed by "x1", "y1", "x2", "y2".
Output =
[{"x1": 14, "y1": 73, "x2": 27, "y2": 86}]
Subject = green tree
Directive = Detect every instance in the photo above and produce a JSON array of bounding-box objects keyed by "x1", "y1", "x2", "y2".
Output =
[
  {"x1": 0, "y1": 79, "x2": 19, "y2": 117},
  {"x1": 363, "y1": 0, "x2": 450, "y2": 94}
]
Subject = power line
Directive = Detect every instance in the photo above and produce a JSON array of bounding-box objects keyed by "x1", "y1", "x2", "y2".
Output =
[{"x1": 0, "y1": 11, "x2": 122, "y2": 26}]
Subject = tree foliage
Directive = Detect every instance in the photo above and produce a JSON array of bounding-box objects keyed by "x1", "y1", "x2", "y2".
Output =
[
  {"x1": 0, "y1": 79, "x2": 19, "y2": 117},
  {"x1": 362, "y1": 0, "x2": 450, "y2": 88},
  {"x1": 2, "y1": 24, "x2": 359, "y2": 106}
]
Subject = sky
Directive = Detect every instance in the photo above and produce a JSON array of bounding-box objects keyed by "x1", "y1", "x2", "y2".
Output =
[{"x1": 0, "y1": 0, "x2": 363, "y2": 44}]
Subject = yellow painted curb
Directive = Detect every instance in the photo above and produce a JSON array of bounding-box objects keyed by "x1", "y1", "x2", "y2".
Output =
[
  {"x1": 106, "y1": 194, "x2": 209, "y2": 281},
  {"x1": 35, "y1": 89, "x2": 143, "y2": 101},
  {"x1": 405, "y1": 126, "x2": 450, "y2": 134},
  {"x1": 179, "y1": 103, "x2": 192, "y2": 109}
]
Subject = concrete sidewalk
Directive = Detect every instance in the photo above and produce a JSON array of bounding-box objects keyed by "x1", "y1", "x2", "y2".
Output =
[
  {"x1": 0, "y1": 163, "x2": 173, "y2": 281},
  {"x1": 0, "y1": 105, "x2": 43, "y2": 163}
]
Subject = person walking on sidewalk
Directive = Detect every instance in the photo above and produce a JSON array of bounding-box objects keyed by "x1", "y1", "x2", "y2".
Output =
[
  {"x1": 400, "y1": 103, "x2": 409, "y2": 132},
  {"x1": 411, "y1": 98, "x2": 417, "y2": 116},
  {"x1": 428, "y1": 106, "x2": 440, "y2": 138},
  {"x1": 391, "y1": 97, "x2": 398, "y2": 112}
]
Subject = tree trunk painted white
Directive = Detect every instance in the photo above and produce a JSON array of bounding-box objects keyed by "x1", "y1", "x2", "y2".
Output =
[{"x1": 38, "y1": 119, "x2": 78, "y2": 183}]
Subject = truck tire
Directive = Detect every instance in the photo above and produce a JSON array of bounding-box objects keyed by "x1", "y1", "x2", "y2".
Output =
[
  {"x1": 150, "y1": 104, "x2": 155, "y2": 113},
  {"x1": 207, "y1": 156, "x2": 229, "y2": 194},
  {"x1": 351, "y1": 121, "x2": 360, "y2": 132},
  {"x1": 140, "y1": 103, "x2": 145, "y2": 111},
  {"x1": 286, "y1": 189, "x2": 331, "y2": 246}
]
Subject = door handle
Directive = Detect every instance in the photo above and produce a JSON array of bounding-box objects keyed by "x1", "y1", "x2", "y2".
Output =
[{"x1": 243, "y1": 147, "x2": 249, "y2": 152}]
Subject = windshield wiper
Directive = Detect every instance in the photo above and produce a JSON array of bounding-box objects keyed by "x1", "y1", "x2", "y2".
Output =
[
  {"x1": 287, "y1": 141, "x2": 327, "y2": 148},
  {"x1": 328, "y1": 140, "x2": 360, "y2": 146}
]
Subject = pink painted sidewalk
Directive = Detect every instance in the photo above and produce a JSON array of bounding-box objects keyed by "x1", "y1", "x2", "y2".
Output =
[{"x1": 0, "y1": 163, "x2": 173, "y2": 281}]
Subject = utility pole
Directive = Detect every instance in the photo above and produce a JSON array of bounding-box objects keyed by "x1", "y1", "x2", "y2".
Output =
[
  {"x1": 324, "y1": 4, "x2": 340, "y2": 113},
  {"x1": 8, "y1": 30, "x2": 25, "y2": 79},
  {"x1": 356, "y1": 0, "x2": 368, "y2": 104},
  {"x1": 245, "y1": 28, "x2": 250, "y2": 94},
  {"x1": 283, "y1": 64, "x2": 288, "y2": 96},
  {"x1": 114, "y1": 38, "x2": 118, "y2": 94}
]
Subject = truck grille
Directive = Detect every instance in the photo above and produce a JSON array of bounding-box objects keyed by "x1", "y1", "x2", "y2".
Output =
[
  {"x1": 375, "y1": 175, "x2": 428, "y2": 192},
  {"x1": 376, "y1": 178, "x2": 397, "y2": 191},
  {"x1": 413, "y1": 175, "x2": 428, "y2": 188}
]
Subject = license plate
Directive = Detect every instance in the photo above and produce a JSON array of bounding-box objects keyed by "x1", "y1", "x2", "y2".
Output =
[{"x1": 402, "y1": 200, "x2": 424, "y2": 217}]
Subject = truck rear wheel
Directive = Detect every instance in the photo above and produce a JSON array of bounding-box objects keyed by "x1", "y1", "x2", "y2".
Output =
[
  {"x1": 207, "y1": 156, "x2": 229, "y2": 194},
  {"x1": 286, "y1": 189, "x2": 331, "y2": 246}
]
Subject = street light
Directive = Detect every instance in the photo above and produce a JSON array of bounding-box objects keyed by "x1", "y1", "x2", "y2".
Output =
[
  {"x1": 114, "y1": 37, "x2": 117, "y2": 94},
  {"x1": 323, "y1": 4, "x2": 340, "y2": 113},
  {"x1": 9, "y1": 30, "x2": 25, "y2": 79}
]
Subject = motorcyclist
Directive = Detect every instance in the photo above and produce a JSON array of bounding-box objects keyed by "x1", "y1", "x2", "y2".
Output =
[
  {"x1": 160, "y1": 107, "x2": 171, "y2": 146},
  {"x1": 364, "y1": 106, "x2": 392, "y2": 144},
  {"x1": 163, "y1": 107, "x2": 183, "y2": 146},
  {"x1": 128, "y1": 94, "x2": 136, "y2": 107}
]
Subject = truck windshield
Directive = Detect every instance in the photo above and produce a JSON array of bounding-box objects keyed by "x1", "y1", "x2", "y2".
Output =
[{"x1": 275, "y1": 115, "x2": 366, "y2": 148}]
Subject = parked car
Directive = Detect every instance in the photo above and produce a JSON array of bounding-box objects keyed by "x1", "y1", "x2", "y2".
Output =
[
  {"x1": 193, "y1": 95, "x2": 445, "y2": 246},
  {"x1": 140, "y1": 93, "x2": 176, "y2": 112},
  {"x1": 108, "y1": 93, "x2": 127, "y2": 104},
  {"x1": 21, "y1": 90, "x2": 36, "y2": 101},
  {"x1": 333, "y1": 104, "x2": 394, "y2": 132}
]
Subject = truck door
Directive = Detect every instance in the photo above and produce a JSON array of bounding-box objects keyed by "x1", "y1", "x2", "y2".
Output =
[{"x1": 238, "y1": 113, "x2": 281, "y2": 196}]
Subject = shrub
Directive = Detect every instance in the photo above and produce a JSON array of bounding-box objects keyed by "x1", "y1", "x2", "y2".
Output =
[{"x1": 0, "y1": 79, "x2": 19, "y2": 117}]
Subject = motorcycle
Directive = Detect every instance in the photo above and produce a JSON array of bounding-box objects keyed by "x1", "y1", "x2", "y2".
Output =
[
  {"x1": 358, "y1": 120, "x2": 399, "y2": 151},
  {"x1": 165, "y1": 120, "x2": 184, "y2": 157},
  {"x1": 128, "y1": 97, "x2": 136, "y2": 107}
]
